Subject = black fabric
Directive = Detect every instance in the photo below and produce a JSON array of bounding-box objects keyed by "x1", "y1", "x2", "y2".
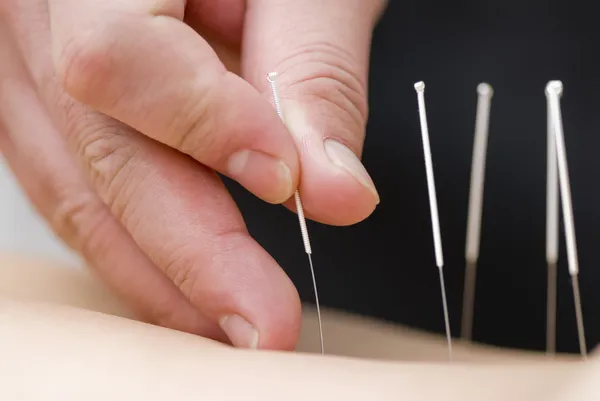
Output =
[{"x1": 227, "y1": 1, "x2": 600, "y2": 353}]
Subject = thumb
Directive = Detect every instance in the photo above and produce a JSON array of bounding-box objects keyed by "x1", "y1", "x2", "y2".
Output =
[{"x1": 243, "y1": 0, "x2": 386, "y2": 226}]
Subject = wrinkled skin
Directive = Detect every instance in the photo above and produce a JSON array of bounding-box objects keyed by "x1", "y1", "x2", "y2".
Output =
[{"x1": 0, "y1": 0, "x2": 386, "y2": 350}]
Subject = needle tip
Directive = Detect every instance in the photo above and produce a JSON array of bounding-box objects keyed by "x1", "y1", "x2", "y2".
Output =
[
  {"x1": 477, "y1": 82, "x2": 494, "y2": 97},
  {"x1": 267, "y1": 72, "x2": 278, "y2": 82},
  {"x1": 546, "y1": 80, "x2": 563, "y2": 96},
  {"x1": 414, "y1": 81, "x2": 425, "y2": 92}
]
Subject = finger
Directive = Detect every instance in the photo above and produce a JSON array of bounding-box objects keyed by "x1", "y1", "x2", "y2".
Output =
[
  {"x1": 183, "y1": 0, "x2": 245, "y2": 74},
  {"x1": 184, "y1": 0, "x2": 245, "y2": 47},
  {"x1": 0, "y1": 46, "x2": 222, "y2": 340},
  {"x1": 48, "y1": 0, "x2": 299, "y2": 205},
  {"x1": 50, "y1": 91, "x2": 301, "y2": 350},
  {"x1": 243, "y1": 0, "x2": 387, "y2": 225},
  {"x1": 9, "y1": 6, "x2": 302, "y2": 350},
  {"x1": 65, "y1": 107, "x2": 302, "y2": 350}
]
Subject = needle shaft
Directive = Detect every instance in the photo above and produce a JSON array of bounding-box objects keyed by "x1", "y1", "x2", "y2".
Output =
[
  {"x1": 571, "y1": 275, "x2": 587, "y2": 358},
  {"x1": 545, "y1": 88, "x2": 559, "y2": 355},
  {"x1": 461, "y1": 260, "x2": 477, "y2": 341},
  {"x1": 267, "y1": 72, "x2": 324, "y2": 354},
  {"x1": 308, "y1": 254, "x2": 325, "y2": 354},
  {"x1": 546, "y1": 261, "x2": 557, "y2": 355},
  {"x1": 439, "y1": 267, "x2": 453, "y2": 359},
  {"x1": 462, "y1": 83, "x2": 493, "y2": 342},
  {"x1": 546, "y1": 81, "x2": 587, "y2": 358},
  {"x1": 414, "y1": 81, "x2": 452, "y2": 359}
]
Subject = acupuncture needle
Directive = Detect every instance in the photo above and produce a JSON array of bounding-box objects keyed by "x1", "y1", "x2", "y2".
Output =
[
  {"x1": 414, "y1": 81, "x2": 453, "y2": 359},
  {"x1": 545, "y1": 84, "x2": 559, "y2": 356},
  {"x1": 267, "y1": 71, "x2": 325, "y2": 355},
  {"x1": 546, "y1": 80, "x2": 587, "y2": 358},
  {"x1": 461, "y1": 83, "x2": 493, "y2": 342}
]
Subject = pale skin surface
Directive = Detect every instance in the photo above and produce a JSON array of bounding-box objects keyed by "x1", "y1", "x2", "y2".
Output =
[{"x1": 1, "y1": 252, "x2": 599, "y2": 400}]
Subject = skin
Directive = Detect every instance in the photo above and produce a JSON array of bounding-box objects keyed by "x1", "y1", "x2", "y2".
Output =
[
  {"x1": 0, "y1": 0, "x2": 386, "y2": 350},
  {"x1": 0, "y1": 252, "x2": 597, "y2": 400}
]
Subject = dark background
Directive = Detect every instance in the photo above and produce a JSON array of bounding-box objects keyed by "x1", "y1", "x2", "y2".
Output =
[{"x1": 227, "y1": 1, "x2": 600, "y2": 353}]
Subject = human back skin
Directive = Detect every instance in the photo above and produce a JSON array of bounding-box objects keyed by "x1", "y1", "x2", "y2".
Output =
[
  {"x1": 0, "y1": 252, "x2": 579, "y2": 361},
  {"x1": 0, "y1": 252, "x2": 597, "y2": 401}
]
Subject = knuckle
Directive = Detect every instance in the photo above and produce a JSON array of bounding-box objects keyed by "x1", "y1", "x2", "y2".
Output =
[
  {"x1": 70, "y1": 116, "x2": 142, "y2": 219},
  {"x1": 79, "y1": 124, "x2": 138, "y2": 189},
  {"x1": 274, "y1": 41, "x2": 369, "y2": 131},
  {"x1": 168, "y1": 74, "x2": 222, "y2": 159},
  {"x1": 50, "y1": 189, "x2": 112, "y2": 256},
  {"x1": 162, "y1": 243, "x2": 202, "y2": 301},
  {"x1": 56, "y1": 29, "x2": 116, "y2": 101}
]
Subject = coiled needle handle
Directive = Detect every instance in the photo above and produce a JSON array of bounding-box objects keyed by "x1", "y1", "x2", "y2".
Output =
[{"x1": 267, "y1": 72, "x2": 324, "y2": 355}]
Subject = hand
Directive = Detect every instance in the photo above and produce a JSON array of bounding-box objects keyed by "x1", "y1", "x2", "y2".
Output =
[{"x1": 0, "y1": 0, "x2": 385, "y2": 350}]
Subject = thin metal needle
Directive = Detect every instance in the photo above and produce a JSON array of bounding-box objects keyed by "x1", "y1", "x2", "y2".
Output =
[
  {"x1": 545, "y1": 85, "x2": 559, "y2": 356},
  {"x1": 267, "y1": 72, "x2": 324, "y2": 355},
  {"x1": 571, "y1": 275, "x2": 586, "y2": 357},
  {"x1": 546, "y1": 260, "x2": 558, "y2": 355},
  {"x1": 414, "y1": 81, "x2": 452, "y2": 360},
  {"x1": 308, "y1": 254, "x2": 324, "y2": 354},
  {"x1": 461, "y1": 83, "x2": 493, "y2": 342},
  {"x1": 546, "y1": 81, "x2": 587, "y2": 358}
]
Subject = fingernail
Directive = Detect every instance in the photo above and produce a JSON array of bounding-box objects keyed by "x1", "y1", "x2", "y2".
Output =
[
  {"x1": 219, "y1": 314, "x2": 259, "y2": 349},
  {"x1": 324, "y1": 139, "x2": 379, "y2": 204},
  {"x1": 227, "y1": 150, "x2": 293, "y2": 203}
]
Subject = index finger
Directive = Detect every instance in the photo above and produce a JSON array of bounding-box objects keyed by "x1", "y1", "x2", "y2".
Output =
[{"x1": 48, "y1": 0, "x2": 299, "y2": 205}]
